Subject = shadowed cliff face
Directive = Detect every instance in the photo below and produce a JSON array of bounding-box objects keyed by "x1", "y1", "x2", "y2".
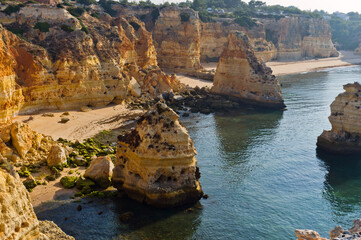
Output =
[{"x1": 0, "y1": 5, "x2": 183, "y2": 123}]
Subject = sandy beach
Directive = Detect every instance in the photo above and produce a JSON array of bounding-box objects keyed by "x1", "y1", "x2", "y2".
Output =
[
  {"x1": 15, "y1": 104, "x2": 143, "y2": 142},
  {"x1": 267, "y1": 51, "x2": 361, "y2": 76},
  {"x1": 176, "y1": 51, "x2": 361, "y2": 88}
]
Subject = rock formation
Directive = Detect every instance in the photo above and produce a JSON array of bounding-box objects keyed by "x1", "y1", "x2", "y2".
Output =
[
  {"x1": 0, "y1": 121, "x2": 55, "y2": 165},
  {"x1": 152, "y1": 7, "x2": 202, "y2": 73},
  {"x1": 211, "y1": 31, "x2": 285, "y2": 108},
  {"x1": 0, "y1": 161, "x2": 74, "y2": 240},
  {"x1": 296, "y1": 219, "x2": 361, "y2": 240},
  {"x1": 0, "y1": 4, "x2": 182, "y2": 123},
  {"x1": 317, "y1": 82, "x2": 361, "y2": 154},
  {"x1": 263, "y1": 16, "x2": 339, "y2": 60},
  {"x1": 112, "y1": 102, "x2": 203, "y2": 208},
  {"x1": 200, "y1": 21, "x2": 277, "y2": 62}
]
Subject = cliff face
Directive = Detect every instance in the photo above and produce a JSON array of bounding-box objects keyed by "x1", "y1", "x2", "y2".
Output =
[
  {"x1": 112, "y1": 102, "x2": 203, "y2": 208},
  {"x1": 200, "y1": 21, "x2": 277, "y2": 62},
  {"x1": 200, "y1": 16, "x2": 338, "y2": 63},
  {"x1": 263, "y1": 16, "x2": 339, "y2": 60},
  {"x1": 211, "y1": 32, "x2": 285, "y2": 108},
  {"x1": 0, "y1": 4, "x2": 180, "y2": 123},
  {"x1": 152, "y1": 7, "x2": 202, "y2": 73},
  {"x1": 317, "y1": 82, "x2": 361, "y2": 153},
  {"x1": 0, "y1": 164, "x2": 74, "y2": 240}
]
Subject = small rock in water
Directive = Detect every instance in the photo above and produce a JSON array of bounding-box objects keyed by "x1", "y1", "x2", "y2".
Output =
[
  {"x1": 77, "y1": 205, "x2": 82, "y2": 211},
  {"x1": 202, "y1": 194, "x2": 209, "y2": 199},
  {"x1": 184, "y1": 208, "x2": 194, "y2": 213},
  {"x1": 119, "y1": 211, "x2": 134, "y2": 222}
]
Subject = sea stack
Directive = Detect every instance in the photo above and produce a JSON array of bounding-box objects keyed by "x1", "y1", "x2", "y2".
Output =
[
  {"x1": 211, "y1": 31, "x2": 285, "y2": 109},
  {"x1": 112, "y1": 102, "x2": 203, "y2": 208},
  {"x1": 317, "y1": 82, "x2": 361, "y2": 154}
]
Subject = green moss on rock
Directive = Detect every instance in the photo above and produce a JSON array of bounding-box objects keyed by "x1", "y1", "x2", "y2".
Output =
[{"x1": 60, "y1": 176, "x2": 78, "y2": 188}]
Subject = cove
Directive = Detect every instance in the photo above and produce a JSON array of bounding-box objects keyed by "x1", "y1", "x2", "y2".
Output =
[{"x1": 35, "y1": 66, "x2": 361, "y2": 239}]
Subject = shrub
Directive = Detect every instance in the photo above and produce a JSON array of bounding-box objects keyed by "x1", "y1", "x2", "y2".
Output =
[
  {"x1": 234, "y1": 16, "x2": 257, "y2": 28},
  {"x1": 61, "y1": 24, "x2": 74, "y2": 32},
  {"x1": 91, "y1": 12, "x2": 100, "y2": 19},
  {"x1": 76, "y1": 0, "x2": 96, "y2": 5},
  {"x1": 180, "y1": 12, "x2": 190, "y2": 23},
  {"x1": 79, "y1": 20, "x2": 89, "y2": 34},
  {"x1": 199, "y1": 10, "x2": 213, "y2": 23},
  {"x1": 67, "y1": 7, "x2": 85, "y2": 17},
  {"x1": 129, "y1": 21, "x2": 140, "y2": 31},
  {"x1": 151, "y1": 8, "x2": 160, "y2": 22},
  {"x1": 34, "y1": 22, "x2": 50, "y2": 32},
  {"x1": 3, "y1": 4, "x2": 24, "y2": 15},
  {"x1": 63, "y1": 0, "x2": 72, "y2": 6},
  {"x1": 56, "y1": 3, "x2": 64, "y2": 8}
]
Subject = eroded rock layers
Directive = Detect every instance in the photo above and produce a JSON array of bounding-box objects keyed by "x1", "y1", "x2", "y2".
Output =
[
  {"x1": 152, "y1": 7, "x2": 202, "y2": 73},
  {"x1": 112, "y1": 102, "x2": 203, "y2": 208},
  {"x1": 317, "y1": 82, "x2": 361, "y2": 154},
  {"x1": 0, "y1": 5, "x2": 181, "y2": 123},
  {"x1": 211, "y1": 31, "x2": 285, "y2": 108},
  {"x1": 296, "y1": 219, "x2": 361, "y2": 240},
  {"x1": 0, "y1": 163, "x2": 74, "y2": 240}
]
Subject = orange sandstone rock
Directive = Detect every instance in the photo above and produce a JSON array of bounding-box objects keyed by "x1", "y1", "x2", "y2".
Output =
[
  {"x1": 113, "y1": 102, "x2": 203, "y2": 208},
  {"x1": 211, "y1": 31, "x2": 285, "y2": 109}
]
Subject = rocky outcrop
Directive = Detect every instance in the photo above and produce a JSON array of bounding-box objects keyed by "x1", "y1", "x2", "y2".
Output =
[
  {"x1": 152, "y1": 7, "x2": 202, "y2": 73},
  {"x1": 296, "y1": 219, "x2": 361, "y2": 240},
  {"x1": 112, "y1": 102, "x2": 203, "y2": 208},
  {"x1": 0, "y1": 121, "x2": 55, "y2": 165},
  {"x1": 317, "y1": 82, "x2": 361, "y2": 153},
  {"x1": 0, "y1": 4, "x2": 181, "y2": 123},
  {"x1": 263, "y1": 16, "x2": 339, "y2": 60},
  {"x1": 0, "y1": 162, "x2": 74, "y2": 240},
  {"x1": 211, "y1": 31, "x2": 285, "y2": 108}
]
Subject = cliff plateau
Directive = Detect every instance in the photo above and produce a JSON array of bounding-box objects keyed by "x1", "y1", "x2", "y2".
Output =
[
  {"x1": 317, "y1": 82, "x2": 361, "y2": 154},
  {"x1": 211, "y1": 31, "x2": 285, "y2": 108},
  {"x1": 112, "y1": 102, "x2": 203, "y2": 208}
]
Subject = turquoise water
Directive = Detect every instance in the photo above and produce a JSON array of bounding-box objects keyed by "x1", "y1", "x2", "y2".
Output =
[{"x1": 35, "y1": 66, "x2": 361, "y2": 239}]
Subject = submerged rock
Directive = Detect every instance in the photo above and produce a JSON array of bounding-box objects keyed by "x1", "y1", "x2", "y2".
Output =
[
  {"x1": 112, "y1": 102, "x2": 203, "y2": 208},
  {"x1": 317, "y1": 82, "x2": 361, "y2": 154},
  {"x1": 211, "y1": 31, "x2": 285, "y2": 109}
]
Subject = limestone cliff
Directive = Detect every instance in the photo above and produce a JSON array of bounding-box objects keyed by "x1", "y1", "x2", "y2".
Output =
[
  {"x1": 112, "y1": 102, "x2": 203, "y2": 208},
  {"x1": 211, "y1": 31, "x2": 285, "y2": 108},
  {"x1": 200, "y1": 21, "x2": 277, "y2": 62},
  {"x1": 0, "y1": 163, "x2": 74, "y2": 240},
  {"x1": 152, "y1": 7, "x2": 202, "y2": 73},
  {"x1": 296, "y1": 219, "x2": 361, "y2": 240},
  {"x1": 200, "y1": 16, "x2": 338, "y2": 63},
  {"x1": 0, "y1": 4, "x2": 180, "y2": 123},
  {"x1": 263, "y1": 16, "x2": 339, "y2": 60},
  {"x1": 317, "y1": 82, "x2": 361, "y2": 154}
]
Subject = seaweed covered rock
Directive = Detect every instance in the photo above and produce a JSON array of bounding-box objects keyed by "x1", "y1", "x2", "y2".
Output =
[
  {"x1": 317, "y1": 82, "x2": 361, "y2": 154},
  {"x1": 211, "y1": 31, "x2": 285, "y2": 109},
  {"x1": 84, "y1": 156, "x2": 114, "y2": 189},
  {"x1": 112, "y1": 102, "x2": 203, "y2": 208}
]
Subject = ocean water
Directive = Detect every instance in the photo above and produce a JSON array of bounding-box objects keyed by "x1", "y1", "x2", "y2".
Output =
[{"x1": 35, "y1": 66, "x2": 361, "y2": 239}]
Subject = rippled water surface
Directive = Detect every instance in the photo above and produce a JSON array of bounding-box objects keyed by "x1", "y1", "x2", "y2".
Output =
[{"x1": 35, "y1": 66, "x2": 361, "y2": 239}]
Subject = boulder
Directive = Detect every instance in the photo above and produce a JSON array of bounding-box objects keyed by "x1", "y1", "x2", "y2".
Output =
[
  {"x1": 10, "y1": 122, "x2": 33, "y2": 158},
  {"x1": 47, "y1": 145, "x2": 68, "y2": 167},
  {"x1": 128, "y1": 77, "x2": 142, "y2": 97},
  {"x1": 84, "y1": 156, "x2": 114, "y2": 188}
]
